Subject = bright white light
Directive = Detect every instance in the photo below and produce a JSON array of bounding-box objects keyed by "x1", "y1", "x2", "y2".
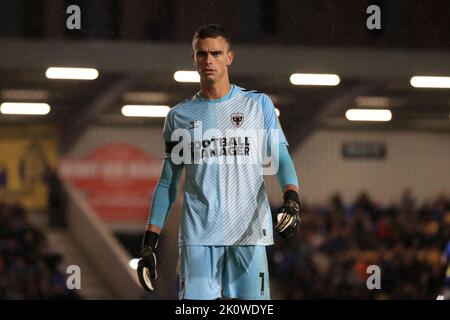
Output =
[
  {"x1": 290, "y1": 73, "x2": 340, "y2": 86},
  {"x1": 121, "y1": 105, "x2": 170, "y2": 117},
  {"x1": 46, "y1": 67, "x2": 99, "y2": 80},
  {"x1": 436, "y1": 295, "x2": 444, "y2": 300},
  {"x1": 345, "y1": 109, "x2": 392, "y2": 122},
  {"x1": 174, "y1": 71, "x2": 200, "y2": 83},
  {"x1": 275, "y1": 108, "x2": 280, "y2": 117},
  {"x1": 410, "y1": 76, "x2": 450, "y2": 88},
  {"x1": 129, "y1": 258, "x2": 139, "y2": 270},
  {"x1": 0, "y1": 102, "x2": 51, "y2": 115}
]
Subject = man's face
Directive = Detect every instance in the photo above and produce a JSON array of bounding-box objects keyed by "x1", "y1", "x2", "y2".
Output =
[{"x1": 192, "y1": 36, "x2": 234, "y2": 85}]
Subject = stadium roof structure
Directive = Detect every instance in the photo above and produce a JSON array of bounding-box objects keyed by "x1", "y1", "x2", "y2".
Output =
[{"x1": 0, "y1": 39, "x2": 449, "y2": 151}]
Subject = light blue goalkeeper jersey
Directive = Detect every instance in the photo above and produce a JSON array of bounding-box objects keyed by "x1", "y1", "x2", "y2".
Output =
[{"x1": 163, "y1": 84, "x2": 287, "y2": 246}]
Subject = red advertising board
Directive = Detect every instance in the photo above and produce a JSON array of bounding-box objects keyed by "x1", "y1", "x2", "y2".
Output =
[{"x1": 59, "y1": 143, "x2": 161, "y2": 223}]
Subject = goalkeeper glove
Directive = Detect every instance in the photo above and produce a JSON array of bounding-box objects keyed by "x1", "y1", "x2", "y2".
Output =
[
  {"x1": 274, "y1": 190, "x2": 301, "y2": 239},
  {"x1": 137, "y1": 230, "x2": 159, "y2": 292}
]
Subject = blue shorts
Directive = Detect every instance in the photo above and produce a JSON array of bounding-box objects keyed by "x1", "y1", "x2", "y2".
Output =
[{"x1": 178, "y1": 245, "x2": 270, "y2": 300}]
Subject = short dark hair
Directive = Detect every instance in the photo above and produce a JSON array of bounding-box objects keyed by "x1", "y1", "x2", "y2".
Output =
[{"x1": 192, "y1": 24, "x2": 231, "y2": 48}]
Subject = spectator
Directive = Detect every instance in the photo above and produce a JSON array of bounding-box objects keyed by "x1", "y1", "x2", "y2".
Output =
[
  {"x1": 268, "y1": 190, "x2": 449, "y2": 299},
  {"x1": 0, "y1": 202, "x2": 80, "y2": 299}
]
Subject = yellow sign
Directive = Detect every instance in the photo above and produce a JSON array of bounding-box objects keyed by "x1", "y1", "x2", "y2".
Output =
[{"x1": 0, "y1": 125, "x2": 59, "y2": 210}]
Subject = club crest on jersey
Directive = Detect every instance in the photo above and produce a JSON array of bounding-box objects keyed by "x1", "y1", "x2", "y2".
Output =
[{"x1": 231, "y1": 113, "x2": 244, "y2": 127}]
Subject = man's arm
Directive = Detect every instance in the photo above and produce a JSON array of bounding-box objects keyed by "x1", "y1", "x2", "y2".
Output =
[
  {"x1": 273, "y1": 143, "x2": 299, "y2": 191},
  {"x1": 146, "y1": 156, "x2": 184, "y2": 231},
  {"x1": 147, "y1": 224, "x2": 161, "y2": 233},
  {"x1": 137, "y1": 156, "x2": 183, "y2": 291},
  {"x1": 273, "y1": 143, "x2": 301, "y2": 239}
]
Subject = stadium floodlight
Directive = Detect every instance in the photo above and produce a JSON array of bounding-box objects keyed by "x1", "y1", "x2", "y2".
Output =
[
  {"x1": 0, "y1": 102, "x2": 51, "y2": 115},
  {"x1": 410, "y1": 76, "x2": 450, "y2": 88},
  {"x1": 174, "y1": 71, "x2": 200, "y2": 83},
  {"x1": 46, "y1": 67, "x2": 99, "y2": 80},
  {"x1": 345, "y1": 109, "x2": 392, "y2": 121},
  {"x1": 290, "y1": 73, "x2": 340, "y2": 86},
  {"x1": 121, "y1": 105, "x2": 170, "y2": 117}
]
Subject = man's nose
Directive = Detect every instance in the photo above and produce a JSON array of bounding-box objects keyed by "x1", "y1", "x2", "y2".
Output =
[{"x1": 206, "y1": 53, "x2": 213, "y2": 64}]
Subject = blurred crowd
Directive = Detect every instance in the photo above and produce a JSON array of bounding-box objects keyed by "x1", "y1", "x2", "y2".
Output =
[
  {"x1": 0, "y1": 202, "x2": 79, "y2": 299},
  {"x1": 2, "y1": 189, "x2": 449, "y2": 300},
  {"x1": 268, "y1": 190, "x2": 450, "y2": 299}
]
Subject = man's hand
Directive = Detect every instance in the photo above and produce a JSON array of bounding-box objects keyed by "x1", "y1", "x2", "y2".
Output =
[
  {"x1": 274, "y1": 190, "x2": 302, "y2": 239},
  {"x1": 137, "y1": 231, "x2": 159, "y2": 292}
]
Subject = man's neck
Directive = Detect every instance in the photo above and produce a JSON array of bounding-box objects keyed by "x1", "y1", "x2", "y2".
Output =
[{"x1": 200, "y1": 81, "x2": 232, "y2": 100}]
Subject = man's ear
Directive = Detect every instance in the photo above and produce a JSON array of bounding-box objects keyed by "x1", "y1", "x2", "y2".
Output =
[
  {"x1": 192, "y1": 51, "x2": 196, "y2": 67},
  {"x1": 226, "y1": 50, "x2": 235, "y2": 66}
]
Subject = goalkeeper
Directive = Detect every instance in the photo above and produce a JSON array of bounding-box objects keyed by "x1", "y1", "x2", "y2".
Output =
[{"x1": 137, "y1": 24, "x2": 301, "y2": 300}]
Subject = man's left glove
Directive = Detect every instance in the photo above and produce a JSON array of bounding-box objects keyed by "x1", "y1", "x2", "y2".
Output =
[
  {"x1": 274, "y1": 190, "x2": 302, "y2": 239},
  {"x1": 137, "y1": 230, "x2": 159, "y2": 292}
]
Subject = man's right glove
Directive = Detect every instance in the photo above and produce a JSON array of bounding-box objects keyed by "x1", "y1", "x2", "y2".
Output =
[
  {"x1": 274, "y1": 190, "x2": 302, "y2": 239},
  {"x1": 137, "y1": 230, "x2": 159, "y2": 292}
]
